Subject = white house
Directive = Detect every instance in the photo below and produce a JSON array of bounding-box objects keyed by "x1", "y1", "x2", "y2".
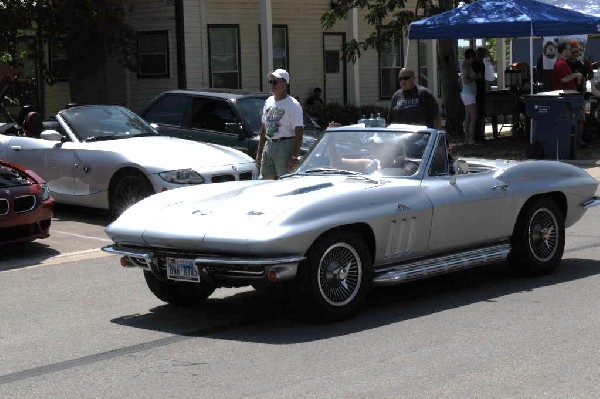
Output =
[{"x1": 44, "y1": 0, "x2": 436, "y2": 116}]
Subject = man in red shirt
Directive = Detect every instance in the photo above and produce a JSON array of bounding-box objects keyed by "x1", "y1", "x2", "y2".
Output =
[{"x1": 553, "y1": 42, "x2": 582, "y2": 91}]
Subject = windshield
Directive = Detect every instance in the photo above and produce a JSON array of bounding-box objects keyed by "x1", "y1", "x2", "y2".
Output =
[
  {"x1": 297, "y1": 130, "x2": 432, "y2": 178},
  {"x1": 235, "y1": 97, "x2": 266, "y2": 134},
  {"x1": 235, "y1": 96, "x2": 322, "y2": 135},
  {"x1": 60, "y1": 105, "x2": 158, "y2": 141}
]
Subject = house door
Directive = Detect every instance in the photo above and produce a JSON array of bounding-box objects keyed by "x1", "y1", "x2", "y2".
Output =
[{"x1": 323, "y1": 33, "x2": 346, "y2": 105}]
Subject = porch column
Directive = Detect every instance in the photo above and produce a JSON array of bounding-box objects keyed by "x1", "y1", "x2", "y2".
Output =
[
  {"x1": 260, "y1": 0, "x2": 273, "y2": 91},
  {"x1": 347, "y1": 7, "x2": 360, "y2": 106},
  {"x1": 497, "y1": 39, "x2": 506, "y2": 89},
  {"x1": 428, "y1": 39, "x2": 439, "y2": 99}
]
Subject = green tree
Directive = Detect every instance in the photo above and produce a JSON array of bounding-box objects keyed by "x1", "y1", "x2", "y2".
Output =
[
  {"x1": 321, "y1": 0, "x2": 472, "y2": 135},
  {"x1": 0, "y1": 0, "x2": 136, "y2": 110}
]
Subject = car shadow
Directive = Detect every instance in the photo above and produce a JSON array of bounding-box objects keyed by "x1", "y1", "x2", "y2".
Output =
[
  {"x1": 111, "y1": 258, "x2": 600, "y2": 342},
  {"x1": 0, "y1": 240, "x2": 60, "y2": 271},
  {"x1": 52, "y1": 204, "x2": 115, "y2": 226}
]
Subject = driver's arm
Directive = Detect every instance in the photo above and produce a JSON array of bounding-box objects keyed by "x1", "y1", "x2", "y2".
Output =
[{"x1": 326, "y1": 140, "x2": 375, "y2": 172}]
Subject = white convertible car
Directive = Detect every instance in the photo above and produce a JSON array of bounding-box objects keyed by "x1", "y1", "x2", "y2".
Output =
[
  {"x1": 0, "y1": 105, "x2": 257, "y2": 213},
  {"x1": 103, "y1": 124, "x2": 600, "y2": 320}
]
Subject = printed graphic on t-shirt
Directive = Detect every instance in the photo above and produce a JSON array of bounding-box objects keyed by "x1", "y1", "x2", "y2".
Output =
[
  {"x1": 395, "y1": 98, "x2": 420, "y2": 110},
  {"x1": 264, "y1": 106, "x2": 285, "y2": 137}
]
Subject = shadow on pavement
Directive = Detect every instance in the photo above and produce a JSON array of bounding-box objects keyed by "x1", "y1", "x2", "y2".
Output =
[
  {"x1": 0, "y1": 241, "x2": 60, "y2": 271},
  {"x1": 111, "y1": 258, "x2": 600, "y2": 342},
  {"x1": 52, "y1": 203, "x2": 115, "y2": 227}
]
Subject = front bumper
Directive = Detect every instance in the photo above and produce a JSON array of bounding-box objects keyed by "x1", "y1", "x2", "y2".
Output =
[{"x1": 102, "y1": 244, "x2": 305, "y2": 283}]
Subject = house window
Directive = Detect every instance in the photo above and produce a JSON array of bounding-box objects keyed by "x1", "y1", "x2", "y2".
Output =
[
  {"x1": 208, "y1": 25, "x2": 241, "y2": 89},
  {"x1": 49, "y1": 38, "x2": 69, "y2": 81},
  {"x1": 138, "y1": 31, "x2": 169, "y2": 78},
  {"x1": 272, "y1": 26, "x2": 288, "y2": 70},
  {"x1": 379, "y1": 33, "x2": 404, "y2": 99}
]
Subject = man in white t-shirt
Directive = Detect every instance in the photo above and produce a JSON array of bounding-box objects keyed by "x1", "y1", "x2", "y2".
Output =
[{"x1": 256, "y1": 69, "x2": 304, "y2": 179}]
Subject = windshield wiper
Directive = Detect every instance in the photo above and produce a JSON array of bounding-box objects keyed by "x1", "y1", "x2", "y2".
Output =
[
  {"x1": 302, "y1": 168, "x2": 362, "y2": 175},
  {"x1": 84, "y1": 135, "x2": 122, "y2": 142},
  {"x1": 132, "y1": 132, "x2": 159, "y2": 137}
]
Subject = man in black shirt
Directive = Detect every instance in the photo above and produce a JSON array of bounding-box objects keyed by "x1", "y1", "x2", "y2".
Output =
[{"x1": 387, "y1": 67, "x2": 441, "y2": 129}]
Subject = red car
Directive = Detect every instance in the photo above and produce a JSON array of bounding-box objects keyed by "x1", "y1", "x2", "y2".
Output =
[{"x1": 0, "y1": 160, "x2": 54, "y2": 244}]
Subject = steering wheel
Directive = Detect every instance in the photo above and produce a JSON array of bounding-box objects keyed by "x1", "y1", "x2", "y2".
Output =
[{"x1": 391, "y1": 157, "x2": 419, "y2": 175}]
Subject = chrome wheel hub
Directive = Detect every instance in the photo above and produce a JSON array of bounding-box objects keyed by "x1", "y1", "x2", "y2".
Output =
[
  {"x1": 318, "y1": 243, "x2": 362, "y2": 306},
  {"x1": 528, "y1": 208, "x2": 558, "y2": 262}
]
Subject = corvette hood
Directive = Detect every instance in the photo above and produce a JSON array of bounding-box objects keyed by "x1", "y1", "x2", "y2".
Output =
[
  {"x1": 107, "y1": 176, "x2": 386, "y2": 250},
  {"x1": 89, "y1": 136, "x2": 254, "y2": 170}
]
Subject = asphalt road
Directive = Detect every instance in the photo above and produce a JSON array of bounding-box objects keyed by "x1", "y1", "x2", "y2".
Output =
[{"x1": 1, "y1": 187, "x2": 600, "y2": 398}]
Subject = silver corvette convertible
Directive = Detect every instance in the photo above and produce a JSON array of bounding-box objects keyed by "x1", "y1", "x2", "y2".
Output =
[
  {"x1": 0, "y1": 105, "x2": 257, "y2": 213},
  {"x1": 103, "y1": 124, "x2": 600, "y2": 319}
]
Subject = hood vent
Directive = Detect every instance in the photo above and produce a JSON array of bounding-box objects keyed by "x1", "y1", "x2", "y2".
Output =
[{"x1": 278, "y1": 182, "x2": 334, "y2": 197}]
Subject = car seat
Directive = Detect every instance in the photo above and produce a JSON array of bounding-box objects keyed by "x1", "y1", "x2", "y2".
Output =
[{"x1": 22, "y1": 112, "x2": 43, "y2": 138}]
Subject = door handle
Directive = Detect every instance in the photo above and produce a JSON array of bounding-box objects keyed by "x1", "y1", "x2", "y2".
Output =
[
  {"x1": 10, "y1": 145, "x2": 22, "y2": 151},
  {"x1": 492, "y1": 184, "x2": 509, "y2": 191}
]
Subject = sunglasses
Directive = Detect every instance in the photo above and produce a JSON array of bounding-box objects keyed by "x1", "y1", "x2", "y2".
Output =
[
  {"x1": 268, "y1": 80, "x2": 281, "y2": 85},
  {"x1": 398, "y1": 76, "x2": 413, "y2": 81}
]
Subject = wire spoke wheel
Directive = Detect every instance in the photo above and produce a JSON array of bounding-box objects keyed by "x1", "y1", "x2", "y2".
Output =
[
  {"x1": 508, "y1": 198, "x2": 564, "y2": 276},
  {"x1": 317, "y1": 242, "x2": 363, "y2": 307},
  {"x1": 527, "y1": 207, "x2": 559, "y2": 262}
]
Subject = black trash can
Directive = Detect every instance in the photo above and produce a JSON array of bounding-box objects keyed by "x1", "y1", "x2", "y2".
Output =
[{"x1": 524, "y1": 92, "x2": 584, "y2": 160}]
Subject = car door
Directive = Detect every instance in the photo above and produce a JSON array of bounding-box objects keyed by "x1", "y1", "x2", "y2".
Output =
[
  {"x1": 3, "y1": 135, "x2": 75, "y2": 197},
  {"x1": 187, "y1": 97, "x2": 252, "y2": 154},
  {"x1": 141, "y1": 93, "x2": 194, "y2": 140},
  {"x1": 421, "y1": 134, "x2": 513, "y2": 251}
]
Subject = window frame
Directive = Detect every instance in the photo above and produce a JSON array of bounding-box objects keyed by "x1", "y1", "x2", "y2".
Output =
[
  {"x1": 208, "y1": 24, "x2": 242, "y2": 89},
  {"x1": 378, "y1": 30, "x2": 405, "y2": 100},
  {"x1": 48, "y1": 37, "x2": 70, "y2": 82},
  {"x1": 258, "y1": 25, "x2": 289, "y2": 88},
  {"x1": 137, "y1": 30, "x2": 170, "y2": 78}
]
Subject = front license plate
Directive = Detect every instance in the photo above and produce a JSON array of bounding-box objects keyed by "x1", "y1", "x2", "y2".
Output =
[{"x1": 166, "y1": 257, "x2": 200, "y2": 283}]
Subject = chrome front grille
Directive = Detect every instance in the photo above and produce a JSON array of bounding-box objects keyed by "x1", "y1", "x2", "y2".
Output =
[
  {"x1": 14, "y1": 195, "x2": 36, "y2": 213},
  {"x1": 239, "y1": 171, "x2": 253, "y2": 181},
  {"x1": 211, "y1": 174, "x2": 236, "y2": 183},
  {"x1": 0, "y1": 198, "x2": 8, "y2": 215}
]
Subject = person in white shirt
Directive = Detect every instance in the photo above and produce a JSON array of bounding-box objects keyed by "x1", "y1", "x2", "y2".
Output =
[{"x1": 256, "y1": 69, "x2": 304, "y2": 179}]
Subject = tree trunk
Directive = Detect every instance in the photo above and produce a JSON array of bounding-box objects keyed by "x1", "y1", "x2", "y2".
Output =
[
  {"x1": 437, "y1": 0, "x2": 462, "y2": 137},
  {"x1": 438, "y1": 39, "x2": 462, "y2": 136}
]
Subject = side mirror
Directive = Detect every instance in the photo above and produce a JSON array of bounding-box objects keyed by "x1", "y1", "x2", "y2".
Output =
[
  {"x1": 454, "y1": 159, "x2": 469, "y2": 174},
  {"x1": 450, "y1": 159, "x2": 469, "y2": 185},
  {"x1": 225, "y1": 122, "x2": 245, "y2": 140},
  {"x1": 40, "y1": 130, "x2": 63, "y2": 142}
]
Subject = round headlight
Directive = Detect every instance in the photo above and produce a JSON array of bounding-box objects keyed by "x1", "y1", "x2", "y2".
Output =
[
  {"x1": 40, "y1": 183, "x2": 51, "y2": 201},
  {"x1": 159, "y1": 169, "x2": 205, "y2": 184}
]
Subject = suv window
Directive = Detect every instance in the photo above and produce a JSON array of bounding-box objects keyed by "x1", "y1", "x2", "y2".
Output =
[
  {"x1": 190, "y1": 98, "x2": 237, "y2": 132},
  {"x1": 143, "y1": 95, "x2": 193, "y2": 127},
  {"x1": 235, "y1": 96, "x2": 322, "y2": 135},
  {"x1": 235, "y1": 97, "x2": 266, "y2": 134}
]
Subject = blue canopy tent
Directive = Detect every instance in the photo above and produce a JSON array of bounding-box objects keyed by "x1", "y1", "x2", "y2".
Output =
[
  {"x1": 408, "y1": 0, "x2": 600, "y2": 40},
  {"x1": 407, "y1": 0, "x2": 600, "y2": 87},
  {"x1": 407, "y1": 0, "x2": 600, "y2": 143}
]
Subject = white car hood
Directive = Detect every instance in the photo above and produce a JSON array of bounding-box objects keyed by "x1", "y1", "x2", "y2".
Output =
[
  {"x1": 88, "y1": 136, "x2": 254, "y2": 171},
  {"x1": 106, "y1": 176, "x2": 383, "y2": 250}
]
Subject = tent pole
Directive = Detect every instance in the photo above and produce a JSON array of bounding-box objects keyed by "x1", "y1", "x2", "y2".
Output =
[
  {"x1": 529, "y1": 29, "x2": 534, "y2": 144},
  {"x1": 404, "y1": 28, "x2": 411, "y2": 67}
]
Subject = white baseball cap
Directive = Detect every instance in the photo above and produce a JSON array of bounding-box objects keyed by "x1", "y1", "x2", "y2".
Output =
[{"x1": 269, "y1": 68, "x2": 289, "y2": 84}]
